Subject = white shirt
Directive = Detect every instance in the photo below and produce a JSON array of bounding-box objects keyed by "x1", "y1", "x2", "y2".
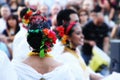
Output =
[
  {"x1": 0, "y1": 50, "x2": 18, "y2": 80},
  {"x1": 0, "y1": 18, "x2": 6, "y2": 33},
  {"x1": 49, "y1": 40, "x2": 64, "y2": 57},
  {"x1": 25, "y1": 0, "x2": 40, "y2": 5},
  {"x1": 12, "y1": 23, "x2": 30, "y2": 62}
]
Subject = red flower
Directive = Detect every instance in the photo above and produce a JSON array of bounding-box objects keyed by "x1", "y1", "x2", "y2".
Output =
[
  {"x1": 56, "y1": 26, "x2": 64, "y2": 37},
  {"x1": 56, "y1": 26, "x2": 64, "y2": 32},
  {"x1": 52, "y1": 35, "x2": 57, "y2": 44},
  {"x1": 48, "y1": 30, "x2": 57, "y2": 44},
  {"x1": 24, "y1": 14, "x2": 29, "y2": 19},
  {"x1": 48, "y1": 30, "x2": 55, "y2": 39},
  {"x1": 27, "y1": 10, "x2": 33, "y2": 17},
  {"x1": 59, "y1": 31, "x2": 64, "y2": 37},
  {"x1": 24, "y1": 10, "x2": 33, "y2": 19}
]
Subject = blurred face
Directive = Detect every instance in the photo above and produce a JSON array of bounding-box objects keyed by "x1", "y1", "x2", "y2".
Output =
[
  {"x1": 51, "y1": 4, "x2": 61, "y2": 15},
  {"x1": 79, "y1": 11, "x2": 88, "y2": 22},
  {"x1": 104, "y1": 0, "x2": 110, "y2": 8},
  {"x1": 82, "y1": 0, "x2": 94, "y2": 11},
  {"x1": 96, "y1": 13, "x2": 104, "y2": 25},
  {"x1": 0, "y1": 7, "x2": 11, "y2": 19},
  {"x1": 39, "y1": 5, "x2": 48, "y2": 16},
  {"x1": 8, "y1": 18, "x2": 17, "y2": 28},
  {"x1": 70, "y1": 13, "x2": 79, "y2": 22},
  {"x1": 89, "y1": 12, "x2": 96, "y2": 20},
  {"x1": 69, "y1": 23, "x2": 84, "y2": 47}
]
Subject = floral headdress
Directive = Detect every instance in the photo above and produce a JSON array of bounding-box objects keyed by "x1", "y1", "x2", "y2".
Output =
[
  {"x1": 27, "y1": 11, "x2": 57, "y2": 58},
  {"x1": 22, "y1": 8, "x2": 33, "y2": 26},
  {"x1": 55, "y1": 22, "x2": 76, "y2": 45},
  {"x1": 28, "y1": 28, "x2": 57, "y2": 58}
]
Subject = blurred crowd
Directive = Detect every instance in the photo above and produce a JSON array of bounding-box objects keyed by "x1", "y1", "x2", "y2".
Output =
[{"x1": 0, "y1": 0, "x2": 120, "y2": 76}]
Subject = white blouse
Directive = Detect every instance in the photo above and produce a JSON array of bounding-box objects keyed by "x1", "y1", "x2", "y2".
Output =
[
  {"x1": 12, "y1": 61, "x2": 75, "y2": 80},
  {"x1": 55, "y1": 47, "x2": 90, "y2": 80},
  {"x1": 12, "y1": 23, "x2": 30, "y2": 62},
  {"x1": 0, "y1": 50, "x2": 18, "y2": 80}
]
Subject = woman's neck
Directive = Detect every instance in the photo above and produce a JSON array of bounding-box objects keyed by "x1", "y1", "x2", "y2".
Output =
[{"x1": 67, "y1": 46, "x2": 76, "y2": 51}]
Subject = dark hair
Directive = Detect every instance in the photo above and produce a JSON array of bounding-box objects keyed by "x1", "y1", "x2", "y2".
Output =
[
  {"x1": 56, "y1": 9, "x2": 77, "y2": 26},
  {"x1": 64, "y1": 22, "x2": 77, "y2": 36},
  {"x1": 78, "y1": 9, "x2": 88, "y2": 16},
  {"x1": 27, "y1": 13, "x2": 51, "y2": 52},
  {"x1": 20, "y1": 7, "x2": 35, "y2": 18},
  {"x1": 55, "y1": 22, "x2": 78, "y2": 46},
  {"x1": 66, "y1": 3, "x2": 80, "y2": 12},
  {"x1": 6, "y1": 14, "x2": 20, "y2": 35}
]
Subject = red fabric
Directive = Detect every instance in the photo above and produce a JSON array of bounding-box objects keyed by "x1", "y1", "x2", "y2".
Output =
[{"x1": 66, "y1": 22, "x2": 76, "y2": 35}]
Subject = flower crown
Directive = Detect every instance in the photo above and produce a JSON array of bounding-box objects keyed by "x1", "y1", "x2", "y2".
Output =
[{"x1": 55, "y1": 22, "x2": 76, "y2": 45}]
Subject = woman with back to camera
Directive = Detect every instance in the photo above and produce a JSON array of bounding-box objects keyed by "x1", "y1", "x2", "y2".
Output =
[{"x1": 12, "y1": 10, "x2": 75, "y2": 80}]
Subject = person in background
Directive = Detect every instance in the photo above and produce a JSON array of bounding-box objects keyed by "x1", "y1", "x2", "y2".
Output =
[
  {"x1": 98, "y1": 0, "x2": 115, "y2": 21},
  {"x1": 81, "y1": 0, "x2": 94, "y2": 13},
  {"x1": 49, "y1": 3, "x2": 62, "y2": 29},
  {"x1": 78, "y1": 9, "x2": 89, "y2": 27},
  {"x1": 0, "y1": 5, "x2": 11, "y2": 33},
  {"x1": 82, "y1": 12, "x2": 109, "y2": 75},
  {"x1": 38, "y1": 4, "x2": 49, "y2": 17},
  {"x1": 2, "y1": 14, "x2": 20, "y2": 45},
  {"x1": 8, "y1": 0, "x2": 18, "y2": 15}
]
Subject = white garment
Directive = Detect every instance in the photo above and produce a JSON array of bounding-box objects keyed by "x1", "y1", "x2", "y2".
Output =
[
  {"x1": 0, "y1": 18, "x2": 6, "y2": 33},
  {"x1": 0, "y1": 50, "x2": 18, "y2": 80},
  {"x1": 49, "y1": 40, "x2": 64, "y2": 57},
  {"x1": 55, "y1": 48, "x2": 90, "y2": 80},
  {"x1": 25, "y1": 0, "x2": 40, "y2": 5},
  {"x1": 102, "y1": 72, "x2": 120, "y2": 80},
  {"x1": 12, "y1": 23, "x2": 30, "y2": 62},
  {"x1": 12, "y1": 61, "x2": 75, "y2": 80}
]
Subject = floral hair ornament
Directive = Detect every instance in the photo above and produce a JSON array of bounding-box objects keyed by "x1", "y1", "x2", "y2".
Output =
[
  {"x1": 28, "y1": 28, "x2": 57, "y2": 58},
  {"x1": 55, "y1": 26, "x2": 68, "y2": 45},
  {"x1": 55, "y1": 22, "x2": 76, "y2": 45},
  {"x1": 22, "y1": 8, "x2": 33, "y2": 26}
]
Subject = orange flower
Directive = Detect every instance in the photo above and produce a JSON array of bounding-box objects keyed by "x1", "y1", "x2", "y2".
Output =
[
  {"x1": 27, "y1": 10, "x2": 33, "y2": 17},
  {"x1": 61, "y1": 35, "x2": 68, "y2": 44},
  {"x1": 43, "y1": 28, "x2": 49, "y2": 35},
  {"x1": 24, "y1": 19, "x2": 29, "y2": 24}
]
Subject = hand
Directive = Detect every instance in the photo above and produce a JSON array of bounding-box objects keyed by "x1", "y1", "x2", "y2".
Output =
[
  {"x1": 0, "y1": 35, "x2": 8, "y2": 44},
  {"x1": 89, "y1": 41, "x2": 96, "y2": 46},
  {"x1": 90, "y1": 73, "x2": 103, "y2": 80}
]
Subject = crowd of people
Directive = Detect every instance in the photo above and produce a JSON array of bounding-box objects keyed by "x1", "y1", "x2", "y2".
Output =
[{"x1": 0, "y1": 0, "x2": 120, "y2": 80}]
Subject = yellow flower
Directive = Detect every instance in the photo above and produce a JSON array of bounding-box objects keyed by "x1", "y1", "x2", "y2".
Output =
[
  {"x1": 61, "y1": 35, "x2": 68, "y2": 45},
  {"x1": 24, "y1": 19, "x2": 29, "y2": 24}
]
